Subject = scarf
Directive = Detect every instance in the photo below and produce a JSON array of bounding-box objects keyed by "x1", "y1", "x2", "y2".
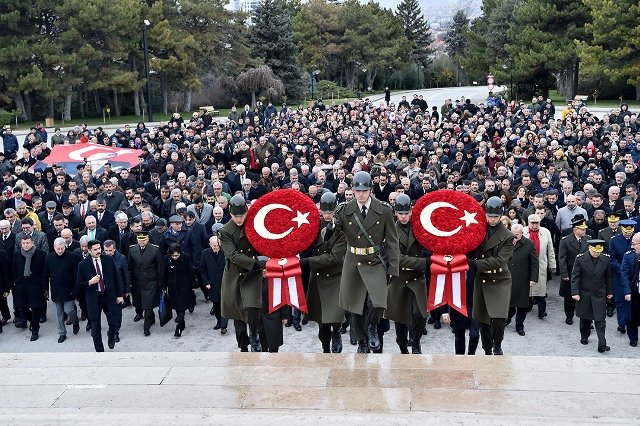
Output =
[
  {"x1": 21, "y1": 246, "x2": 36, "y2": 277},
  {"x1": 529, "y1": 229, "x2": 541, "y2": 255}
]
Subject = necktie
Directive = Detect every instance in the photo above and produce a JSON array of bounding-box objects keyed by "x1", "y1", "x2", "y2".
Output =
[
  {"x1": 94, "y1": 259, "x2": 105, "y2": 293},
  {"x1": 48, "y1": 215, "x2": 53, "y2": 222},
  {"x1": 98, "y1": 213, "x2": 102, "y2": 222},
  {"x1": 81, "y1": 204, "x2": 85, "y2": 218},
  {"x1": 361, "y1": 205, "x2": 367, "y2": 219}
]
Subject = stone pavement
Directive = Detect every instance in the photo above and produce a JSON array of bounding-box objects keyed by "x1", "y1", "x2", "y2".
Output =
[{"x1": 0, "y1": 352, "x2": 639, "y2": 424}]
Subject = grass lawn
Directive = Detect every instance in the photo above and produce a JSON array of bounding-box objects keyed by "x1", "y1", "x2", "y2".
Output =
[{"x1": 548, "y1": 90, "x2": 640, "y2": 108}]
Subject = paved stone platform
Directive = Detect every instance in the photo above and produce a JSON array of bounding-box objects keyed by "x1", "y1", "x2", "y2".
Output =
[{"x1": 0, "y1": 352, "x2": 638, "y2": 424}]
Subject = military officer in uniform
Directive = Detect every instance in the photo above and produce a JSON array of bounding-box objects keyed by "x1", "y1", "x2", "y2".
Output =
[
  {"x1": 558, "y1": 216, "x2": 589, "y2": 325},
  {"x1": 385, "y1": 194, "x2": 429, "y2": 354},
  {"x1": 599, "y1": 212, "x2": 621, "y2": 317},
  {"x1": 608, "y1": 219, "x2": 636, "y2": 334},
  {"x1": 571, "y1": 239, "x2": 613, "y2": 353},
  {"x1": 333, "y1": 171, "x2": 400, "y2": 353},
  {"x1": 300, "y1": 192, "x2": 346, "y2": 353},
  {"x1": 127, "y1": 230, "x2": 164, "y2": 336},
  {"x1": 219, "y1": 194, "x2": 285, "y2": 352},
  {"x1": 468, "y1": 196, "x2": 515, "y2": 355},
  {"x1": 621, "y1": 233, "x2": 640, "y2": 346}
]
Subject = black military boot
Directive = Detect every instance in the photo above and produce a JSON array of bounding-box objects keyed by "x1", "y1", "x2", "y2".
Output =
[
  {"x1": 249, "y1": 332, "x2": 262, "y2": 352},
  {"x1": 331, "y1": 329, "x2": 343, "y2": 353},
  {"x1": 321, "y1": 340, "x2": 331, "y2": 353},
  {"x1": 411, "y1": 342, "x2": 422, "y2": 354}
]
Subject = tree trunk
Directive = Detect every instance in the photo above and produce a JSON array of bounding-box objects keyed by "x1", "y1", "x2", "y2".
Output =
[
  {"x1": 79, "y1": 90, "x2": 85, "y2": 118},
  {"x1": 113, "y1": 90, "x2": 121, "y2": 117},
  {"x1": 64, "y1": 86, "x2": 73, "y2": 121},
  {"x1": 182, "y1": 90, "x2": 192, "y2": 112},
  {"x1": 251, "y1": 91, "x2": 256, "y2": 109},
  {"x1": 565, "y1": 59, "x2": 579, "y2": 101},
  {"x1": 48, "y1": 99, "x2": 54, "y2": 118},
  {"x1": 23, "y1": 92, "x2": 32, "y2": 121},
  {"x1": 134, "y1": 90, "x2": 141, "y2": 116},
  {"x1": 13, "y1": 92, "x2": 27, "y2": 120},
  {"x1": 636, "y1": 85, "x2": 640, "y2": 101},
  {"x1": 94, "y1": 91, "x2": 101, "y2": 113},
  {"x1": 161, "y1": 78, "x2": 168, "y2": 114}
]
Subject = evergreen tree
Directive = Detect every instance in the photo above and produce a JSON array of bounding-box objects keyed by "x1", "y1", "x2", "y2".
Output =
[
  {"x1": 396, "y1": 0, "x2": 434, "y2": 66},
  {"x1": 443, "y1": 10, "x2": 469, "y2": 63},
  {"x1": 251, "y1": 0, "x2": 305, "y2": 99}
]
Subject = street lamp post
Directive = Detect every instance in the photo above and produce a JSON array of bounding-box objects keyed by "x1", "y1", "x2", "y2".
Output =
[{"x1": 143, "y1": 19, "x2": 153, "y2": 122}]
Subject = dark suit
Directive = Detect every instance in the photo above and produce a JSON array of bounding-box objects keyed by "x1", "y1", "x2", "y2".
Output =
[
  {"x1": 13, "y1": 248, "x2": 47, "y2": 333},
  {"x1": 107, "y1": 224, "x2": 130, "y2": 252},
  {"x1": 37, "y1": 211, "x2": 56, "y2": 233},
  {"x1": 200, "y1": 247, "x2": 228, "y2": 329},
  {"x1": 79, "y1": 226, "x2": 108, "y2": 244},
  {"x1": 0, "y1": 233, "x2": 16, "y2": 320},
  {"x1": 571, "y1": 252, "x2": 613, "y2": 348},
  {"x1": 373, "y1": 184, "x2": 393, "y2": 203},
  {"x1": 559, "y1": 233, "x2": 589, "y2": 320},
  {"x1": 76, "y1": 254, "x2": 124, "y2": 352},
  {"x1": 87, "y1": 210, "x2": 115, "y2": 231},
  {"x1": 621, "y1": 251, "x2": 640, "y2": 344},
  {"x1": 100, "y1": 192, "x2": 125, "y2": 213}
]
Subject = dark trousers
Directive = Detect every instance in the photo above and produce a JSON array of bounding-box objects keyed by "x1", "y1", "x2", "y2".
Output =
[
  {"x1": 350, "y1": 294, "x2": 384, "y2": 342},
  {"x1": 76, "y1": 288, "x2": 88, "y2": 318},
  {"x1": 480, "y1": 318, "x2": 506, "y2": 353},
  {"x1": 211, "y1": 301, "x2": 228, "y2": 329},
  {"x1": 143, "y1": 309, "x2": 155, "y2": 332},
  {"x1": 234, "y1": 307, "x2": 265, "y2": 350},
  {"x1": 90, "y1": 294, "x2": 118, "y2": 352},
  {"x1": 508, "y1": 307, "x2": 528, "y2": 331},
  {"x1": 291, "y1": 307, "x2": 302, "y2": 326},
  {"x1": 580, "y1": 318, "x2": 606, "y2": 347},
  {"x1": 564, "y1": 297, "x2": 576, "y2": 320},
  {"x1": 394, "y1": 295, "x2": 427, "y2": 348},
  {"x1": 318, "y1": 323, "x2": 341, "y2": 347},
  {"x1": 176, "y1": 311, "x2": 185, "y2": 329},
  {"x1": 21, "y1": 307, "x2": 44, "y2": 334},
  {"x1": 534, "y1": 296, "x2": 546, "y2": 314},
  {"x1": 628, "y1": 326, "x2": 639, "y2": 344}
]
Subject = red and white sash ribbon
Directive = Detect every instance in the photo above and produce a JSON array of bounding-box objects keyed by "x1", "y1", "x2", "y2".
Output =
[
  {"x1": 428, "y1": 253, "x2": 469, "y2": 316},
  {"x1": 265, "y1": 257, "x2": 307, "y2": 314}
]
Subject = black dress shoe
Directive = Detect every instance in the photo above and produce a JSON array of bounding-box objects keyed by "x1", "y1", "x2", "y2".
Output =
[
  {"x1": 630, "y1": 341, "x2": 638, "y2": 347},
  {"x1": 294, "y1": 324, "x2": 302, "y2": 332},
  {"x1": 86, "y1": 323, "x2": 91, "y2": 331},
  {"x1": 434, "y1": 321, "x2": 442, "y2": 329},
  {"x1": 115, "y1": 334, "x2": 120, "y2": 342},
  {"x1": 538, "y1": 312, "x2": 547, "y2": 319},
  {"x1": 210, "y1": 307, "x2": 215, "y2": 316},
  {"x1": 214, "y1": 324, "x2": 221, "y2": 330},
  {"x1": 427, "y1": 317, "x2": 435, "y2": 324},
  {"x1": 221, "y1": 328, "x2": 227, "y2": 335},
  {"x1": 134, "y1": 314, "x2": 143, "y2": 322},
  {"x1": 144, "y1": 329, "x2": 150, "y2": 336},
  {"x1": 356, "y1": 341, "x2": 369, "y2": 353},
  {"x1": 505, "y1": 318, "x2": 512, "y2": 326},
  {"x1": 58, "y1": 335, "x2": 66, "y2": 343},
  {"x1": 284, "y1": 321, "x2": 292, "y2": 328},
  {"x1": 606, "y1": 308, "x2": 614, "y2": 317},
  {"x1": 565, "y1": 318, "x2": 574, "y2": 325},
  {"x1": 598, "y1": 345, "x2": 610, "y2": 353},
  {"x1": 367, "y1": 325, "x2": 380, "y2": 350},
  {"x1": 411, "y1": 343, "x2": 422, "y2": 354},
  {"x1": 302, "y1": 317, "x2": 308, "y2": 325},
  {"x1": 331, "y1": 330, "x2": 343, "y2": 353},
  {"x1": 1, "y1": 317, "x2": 8, "y2": 326},
  {"x1": 240, "y1": 346, "x2": 249, "y2": 352},
  {"x1": 73, "y1": 323, "x2": 80, "y2": 334},
  {"x1": 15, "y1": 322, "x2": 27, "y2": 329},
  {"x1": 350, "y1": 337, "x2": 357, "y2": 346},
  {"x1": 617, "y1": 326, "x2": 626, "y2": 334},
  {"x1": 188, "y1": 307, "x2": 194, "y2": 314},
  {"x1": 580, "y1": 337, "x2": 589, "y2": 345},
  {"x1": 30, "y1": 333, "x2": 39, "y2": 341},
  {"x1": 108, "y1": 335, "x2": 115, "y2": 349},
  {"x1": 517, "y1": 329, "x2": 526, "y2": 336},
  {"x1": 65, "y1": 319, "x2": 72, "y2": 325},
  {"x1": 493, "y1": 346, "x2": 503, "y2": 355},
  {"x1": 122, "y1": 299, "x2": 132, "y2": 308},
  {"x1": 174, "y1": 325, "x2": 181, "y2": 337},
  {"x1": 250, "y1": 333, "x2": 261, "y2": 352},
  {"x1": 398, "y1": 343, "x2": 409, "y2": 354}
]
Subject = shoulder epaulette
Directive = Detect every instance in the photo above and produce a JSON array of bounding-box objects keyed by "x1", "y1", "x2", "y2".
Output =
[
  {"x1": 576, "y1": 252, "x2": 585, "y2": 257},
  {"x1": 625, "y1": 250, "x2": 634, "y2": 254},
  {"x1": 380, "y1": 201, "x2": 392, "y2": 209},
  {"x1": 602, "y1": 253, "x2": 610, "y2": 257},
  {"x1": 149, "y1": 243, "x2": 159, "y2": 248},
  {"x1": 561, "y1": 235, "x2": 569, "y2": 239}
]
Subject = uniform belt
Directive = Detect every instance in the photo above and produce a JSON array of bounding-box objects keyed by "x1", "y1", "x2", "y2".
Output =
[{"x1": 348, "y1": 245, "x2": 382, "y2": 255}]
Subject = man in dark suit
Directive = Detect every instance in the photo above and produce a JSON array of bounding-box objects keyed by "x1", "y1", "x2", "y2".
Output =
[
  {"x1": 0, "y1": 219, "x2": 16, "y2": 323},
  {"x1": 99, "y1": 181, "x2": 125, "y2": 213},
  {"x1": 621, "y1": 233, "x2": 640, "y2": 347},
  {"x1": 13, "y1": 234, "x2": 47, "y2": 341},
  {"x1": 571, "y1": 239, "x2": 613, "y2": 353},
  {"x1": 79, "y1": 215, "x2": 108, "y2": 244},
  {"x1": 200, "y1": 235, "x2": 228, "y2": 333},
  {"x1": 373, "y1": 173, "x2": 393, "y2": 203},
  {"x1": 76, "y1": 239, "x2": 124, "y2": 352},
  {"x1": 559, "y1": 216, "x2": 590, "y2": 325},
  {"x1": 38, "y1": 201, "x2": 58, "y2": 233},
  {"x1": 88, "y1": 199, "x2": 115, "y2": 230},
  {"x1": 107, "y1": 213, "x2": 130, "y2": 252}
]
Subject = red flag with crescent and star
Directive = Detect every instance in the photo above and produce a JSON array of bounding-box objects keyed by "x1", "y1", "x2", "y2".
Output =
[
  {"x1": 245, "y1": 189, "x2": 320, "y2": 314},
  {"x1": 411, "y1": 190, "x2": 487, "y2": 316}
]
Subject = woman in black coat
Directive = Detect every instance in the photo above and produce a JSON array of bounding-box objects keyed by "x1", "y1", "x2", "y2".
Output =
[{"x1": 163, "y1": 244, "x2": 196, "y2": 337}]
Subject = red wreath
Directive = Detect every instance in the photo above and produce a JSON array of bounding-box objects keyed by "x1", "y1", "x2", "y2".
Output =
[
  {"x1": 245, "y1": 189, "x2": 320, "y2": 259},
  {"x1": 411, "y1": 189, "x2": 486, "y2": 255}
]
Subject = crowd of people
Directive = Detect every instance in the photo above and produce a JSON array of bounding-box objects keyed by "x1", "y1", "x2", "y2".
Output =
[{"x1": 0, "y1": 91, "x2": 638, "y2": 355}]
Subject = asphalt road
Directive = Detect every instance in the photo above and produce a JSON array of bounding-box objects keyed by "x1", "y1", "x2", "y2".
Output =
[{"x1": 1, "y1": 275, "x2": 637, "y2": 357}]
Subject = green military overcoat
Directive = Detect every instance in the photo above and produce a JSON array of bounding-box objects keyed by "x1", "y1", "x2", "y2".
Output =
[{"x1": 127, "y1": 243, "x2": 164, "y2": 310}]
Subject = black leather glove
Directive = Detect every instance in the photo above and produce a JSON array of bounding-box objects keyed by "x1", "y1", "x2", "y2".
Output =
[
  {"x1": 254, "y1": 259, "x2": 267, "y2": 270},
  {"x1": 299, "y1": 257, "x2": 309, "y2": 268},
  {"x1": 467, "y1": 257, "x2": 476, "y2": 268}
]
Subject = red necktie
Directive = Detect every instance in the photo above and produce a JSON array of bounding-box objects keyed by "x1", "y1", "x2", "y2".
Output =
[
  {"x1": 94, "y1": 259, "x2": 105, "y2": 293},
  {"x1": 81, "y1": 204, "x2": 85, "y2": 219}
]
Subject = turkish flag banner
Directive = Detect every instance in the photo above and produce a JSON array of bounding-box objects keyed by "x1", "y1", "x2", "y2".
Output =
[
  {"x1": 33, "y1": 144, "x2": 143, "y2": 176},
  {"x1": 412, "y1": 190, "x2": 487, "y2": 317},
  {"x1": 245, "y1": 189, "x2": 320, "y2": 313}
]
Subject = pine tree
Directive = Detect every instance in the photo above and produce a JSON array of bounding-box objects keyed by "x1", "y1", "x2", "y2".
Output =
[
  {"x1": 443, "y1": 10, "x2": 469, "y2": 62},
  {"x1": 396, "y1": 0, "x2": 434, "y2": 66},
  {"x1": 251, "y1": 0, "x2": 305, "y2": 99}
]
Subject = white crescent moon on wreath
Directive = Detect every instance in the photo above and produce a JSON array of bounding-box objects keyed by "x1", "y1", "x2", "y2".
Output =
[
  {"x1": 420, "y1": 201, "x2": 479, "y2": 237},
  {"x1": 254, "y1": 203, "x2": 311, "y2": 240}
]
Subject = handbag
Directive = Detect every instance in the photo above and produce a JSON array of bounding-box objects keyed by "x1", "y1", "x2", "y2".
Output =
[{"x1": 159, "y1": 291, "x2": 173, "y2": 327}]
